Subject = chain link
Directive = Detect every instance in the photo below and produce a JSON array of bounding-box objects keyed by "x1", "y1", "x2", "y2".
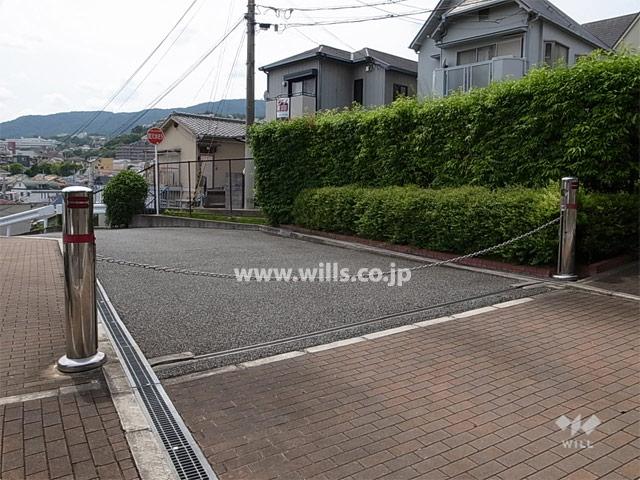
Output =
[{"x1": 97, "y1": 216, "x2": 560, "y2": 282}]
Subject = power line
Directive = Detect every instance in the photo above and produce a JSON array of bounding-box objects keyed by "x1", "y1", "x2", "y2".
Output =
[
  {"x1": 94, "y1": 0, "x2": 207, "y2": 134},
  {"x1": 282, "y1": 8, "x2": 432, "y2": 27},
  {"x1": 120, "y1": 0, "x2": 207, "y2": 109},
  {"x1": 287, "y1": 0, "x2": 355, "y2": 50},
  {"x1": 354, "y1": 0, "x2": 425, "y2": 24},
  {"x1": 258, "y1": 0, "x2": 411, "y2": 12},
  {"x1": 110, "y1": 17, "x2": 244, "y2": 137},
  {"x1": 195, "y1": 0, "x2": 238, "y2": 102},
  {"x1": 66, "y1": 0, "x2": 200, "y2": 140},
  {"x1": 273, "y1": 0, "x2": 498, "y2": 28}
]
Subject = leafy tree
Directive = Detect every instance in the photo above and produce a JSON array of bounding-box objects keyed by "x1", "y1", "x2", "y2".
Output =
[
  {"x1": 7, "y1": 163, "x2": 24, "y2": 174},
  {"x1": 103, "y1": 170, "x2": 149, "y2": 227}
]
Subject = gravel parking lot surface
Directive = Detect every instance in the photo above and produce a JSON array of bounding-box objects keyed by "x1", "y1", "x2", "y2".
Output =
[{"x1": 94, "y1": 228, "x2": 548, "y2": 376}]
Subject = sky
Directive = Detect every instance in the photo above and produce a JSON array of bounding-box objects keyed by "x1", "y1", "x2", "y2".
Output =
[{"x1": 0, "y1": 0, "x2": 637, "y2": 123}]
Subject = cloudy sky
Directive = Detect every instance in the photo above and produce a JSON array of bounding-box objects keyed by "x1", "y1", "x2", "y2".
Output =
[{"x1": 0, "y1": 0, "x2": 636, "y2": 123}]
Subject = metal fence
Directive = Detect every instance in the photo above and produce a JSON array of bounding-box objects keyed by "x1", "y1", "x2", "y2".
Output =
[{"x1": 143, "y1": 157, "x2": 250, "y2": 214}]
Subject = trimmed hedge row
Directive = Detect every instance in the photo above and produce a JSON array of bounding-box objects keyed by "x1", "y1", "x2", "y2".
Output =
[
  {"x1": 251, "y1": 53, "x2": 640, "y2": 225},
  {"x1": 292, "y1": 186, "x2": 639, "y2": 266}
]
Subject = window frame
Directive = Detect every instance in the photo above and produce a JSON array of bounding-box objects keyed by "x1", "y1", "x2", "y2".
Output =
[
  {"x1": 543, "y1": 41, "x2": 570, "y2": 66},
  {"x1": 393, "y1": 83, "x2": 409, "y2": 100}
]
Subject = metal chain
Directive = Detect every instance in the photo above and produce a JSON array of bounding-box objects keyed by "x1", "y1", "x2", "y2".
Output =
[
  {"x1": 384, "y1": 216, "x2": 561, "y2": 276},
  {"x1": 96, "y1": 216, "x2": 560, "y2": 282},
  {"x1": 96, "y1": 256, "x2": 239, "y2": 279}
]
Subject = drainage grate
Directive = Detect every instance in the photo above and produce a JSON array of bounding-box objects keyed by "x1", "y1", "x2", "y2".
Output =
[{"x1": 97, "y1": 282, "x2": 217, "y2": 480}]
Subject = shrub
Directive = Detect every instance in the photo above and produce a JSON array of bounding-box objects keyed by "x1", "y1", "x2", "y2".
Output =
[
  {"x1": 251, "y1": 52, "x2": 640, "y2": 225},
  {"x1": 293, "y1": 185, "x2": 639, "y2": 266},
  {"x1": 103, "y1": 170, "x2": 149, "y2": 228}
]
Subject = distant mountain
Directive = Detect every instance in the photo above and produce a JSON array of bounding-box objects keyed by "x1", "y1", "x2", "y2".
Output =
[{"x1": 0, "y1": 99, "x2": 266, "y2": 138}]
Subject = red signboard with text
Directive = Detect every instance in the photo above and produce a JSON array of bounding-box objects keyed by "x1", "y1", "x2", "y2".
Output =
[{"x1": 146, "y1": 127, "x2": 165, "y2": 145}]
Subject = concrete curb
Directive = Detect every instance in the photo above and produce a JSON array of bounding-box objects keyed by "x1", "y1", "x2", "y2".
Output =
[
  {"x1": 164, "y1": 297, "x2": 536, "y2": 385},
  {"x1": 98, "y1": 319, "x2": 179, "y2": 480},
  {"x1": 130, "y1": 214, "x2": 539, "y2": 283},
  {"x1": 47, "y1": 234, "x2": 178, "y2": 480}
]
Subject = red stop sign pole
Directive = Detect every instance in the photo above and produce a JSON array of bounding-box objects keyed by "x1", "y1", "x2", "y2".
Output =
[{"x1": 147, "y1": 128, "x2": 164, "y2": 215}]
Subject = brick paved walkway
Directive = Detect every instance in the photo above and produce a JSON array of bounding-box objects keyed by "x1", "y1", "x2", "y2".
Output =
[
  {"x1": 169, "y1": 290, "x2": 639, "y2": 480},
  {"x1": 584, "y1": 262, "x2": 639, "y2": 297},
  {"x1": 0, "y1": 238, "x2": 140, "y2": 480}
]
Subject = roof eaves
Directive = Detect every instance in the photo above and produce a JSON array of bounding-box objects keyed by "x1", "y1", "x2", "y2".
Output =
[
  {"x1": 520, "y1": 0, "x2": 610, "y2": 50},
  {"x1": 409, "y1": 0, "x2": 450, "y2": 50}
]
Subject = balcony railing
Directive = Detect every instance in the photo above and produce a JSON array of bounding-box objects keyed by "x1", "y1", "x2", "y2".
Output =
[
  {"x1": 266, "y1": 94, "x2": 317, "y2": 121},
  {"x1": 434, "y1": 57, "x2": 526, "y2": 96},
  {"x1": 444, "y1": 60, "x2": 493, "y2": 95}
]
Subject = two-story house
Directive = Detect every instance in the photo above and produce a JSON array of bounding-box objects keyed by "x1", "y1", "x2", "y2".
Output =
[
  {"x1": 260, "y1": 45, "x2": 417, "y2": 120},
  {"x1": 410, "y1": 0, "x2": 609, "y2": 97}
]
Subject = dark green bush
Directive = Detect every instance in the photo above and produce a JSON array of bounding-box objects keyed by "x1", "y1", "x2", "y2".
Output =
[
  {"x1": 251, "y1": 52, "x2": 640, "y2": 225},
  {"x1": 293, "y1": 185, "x2": 639, "y2": 266},
  {"x1": 104, "y1": 170, "x2": 149, "y2": 228}
]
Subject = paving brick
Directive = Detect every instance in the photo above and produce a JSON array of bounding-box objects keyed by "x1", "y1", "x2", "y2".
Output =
[
  {"x1": 167, "y1": 290, "x2": 639, "y2": 480},
  {"x1": 0, "y1": 238, "x2": 141, "y2": 480}
]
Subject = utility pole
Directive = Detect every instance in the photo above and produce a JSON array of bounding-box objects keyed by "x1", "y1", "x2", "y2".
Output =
[{"x1": 244, "y1": 0, "x2": 256, "y2": 209}]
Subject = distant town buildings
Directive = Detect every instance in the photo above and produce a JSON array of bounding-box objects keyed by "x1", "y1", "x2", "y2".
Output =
[
  {"x1": 115, "y1": 140, "x2": 155, "y2": 162},
  {"x1": 0, "y1": 137, "x2": 59, "y2": 151}
]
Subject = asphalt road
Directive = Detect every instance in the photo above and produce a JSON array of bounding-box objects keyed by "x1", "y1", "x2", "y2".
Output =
[{"x1": 94, "y1": 228, "x2": 548, "y2": 377}]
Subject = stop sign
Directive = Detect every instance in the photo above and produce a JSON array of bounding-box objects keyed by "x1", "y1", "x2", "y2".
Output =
[{"x1": 146, "y1": 127, "x2": 165, "y2": 145}]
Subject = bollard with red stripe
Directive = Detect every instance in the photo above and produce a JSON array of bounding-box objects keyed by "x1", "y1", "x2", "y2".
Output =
[
  {"x1": 57, "y1": 186, "x2": 106, "y2": 373},
  {"x1": 553, "y1": 177, "x2": 579, "y2": 281}
]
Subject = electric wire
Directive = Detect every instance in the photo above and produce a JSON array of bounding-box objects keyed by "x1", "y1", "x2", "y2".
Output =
[
  {"x1": 258, "y1": 0, "x2": 412, "y2": 12},
  {"x1": 110, "y1": 17, "x2": 244, "y2": 137},
  {"x1": 65, "y1": 0, "x2": 200, "y2": 140}
]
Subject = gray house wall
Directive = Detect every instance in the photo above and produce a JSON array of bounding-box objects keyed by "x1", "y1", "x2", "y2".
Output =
[
  {"x1": 319, "y1": 60, "x2": 354, "y2": 109},
  {"x1": 265, "y1": 58, "x2": 320, "y2": 99},
  {"x1": 417, "y1": 39, "x2": 441, "y2": 97},
  {"x1": 415, "y1": 2, "x2": 600, "y2": 97},
  {"x1": 264, "y1": 57, "x2": 417, "y2": 116},
  {"x1": 383, "y1": 70, "x2": 418, "y2": 103},
  {"x1": 540, "y1": 21, "x2": 596, "y2": 64},
  {"x1": 441, "y1": 3, "x2": 528, "y2": 58}
]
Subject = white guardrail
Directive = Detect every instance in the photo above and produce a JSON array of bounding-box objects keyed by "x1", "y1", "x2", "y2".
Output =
[{"x1": 0, "y1": 203, "x2": 106, "y2": 236}]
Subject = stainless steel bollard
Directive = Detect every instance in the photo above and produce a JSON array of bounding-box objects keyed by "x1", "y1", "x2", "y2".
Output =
[
  {"x1": 553, "y1": 177, "x2": 579, "y2": 281},
  {"x1": 57, "y1": 186, "x2": 106, "y2": 373}
]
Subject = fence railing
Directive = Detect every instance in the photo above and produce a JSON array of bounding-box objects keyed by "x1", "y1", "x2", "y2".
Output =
[{"x1": 143, "y1": 157, "x2": 250, "y2": 214}]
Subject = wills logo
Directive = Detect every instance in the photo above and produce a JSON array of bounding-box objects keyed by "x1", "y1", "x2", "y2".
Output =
[{"x1": 555, "y1": 415, "x2": 601, "y2": 449}]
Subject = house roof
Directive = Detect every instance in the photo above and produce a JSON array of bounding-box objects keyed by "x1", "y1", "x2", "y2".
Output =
[
  {"x1": 582, "y1": 12, "x2": 640, "y2": 48},
  {"x1": 410, "y1": 0, "x2": 609, "y2": 50},
  {"x1": 162, "y1": 113, "x2": 246, "y2": 140},
  {"x1": 259, "y1": 45, "x2": 418, "y2": 75}
]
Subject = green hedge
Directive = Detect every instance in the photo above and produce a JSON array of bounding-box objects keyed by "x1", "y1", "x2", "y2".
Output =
[
  {"x1": 251, "y1": 53, "x2": 640, "y2": 225},
  {"x1": 104, "y1": 170, "x2": 149, "y2": 228},
  {"x1": 292, "y1": 186, "x2": 639, "y2": 266}
]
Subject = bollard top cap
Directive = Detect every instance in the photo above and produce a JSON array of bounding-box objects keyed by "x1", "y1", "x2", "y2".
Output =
[{"x1": 62, "y1": 186, "x2": 92, "y2": 194}]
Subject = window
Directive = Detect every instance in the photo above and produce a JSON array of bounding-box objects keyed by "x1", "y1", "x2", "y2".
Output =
[
  {"x1": 497, "y1": 37, "x2": 522, "y2": 57},
  {"x1": 457, "y1": 48, "x2": 477, "y2": 65},
  {"x1": 544, "y1": 41, "x2": 569, "y2": 66},
  {"x1": 477, "y1": 44, "x2": 496, "y2": 62},
  {"x1": 478, "y1": 8, "x2": 490, "y2": 21},
  {"x1": 291, "y1": 80, "x2": 303, "y2": 95},
  {"x1": 457, "y1": 37, "x2": 523, "y2": 66},
  {"x1": 288, "y1": 77, "x2": 316, "y2": 96},
  {"x1": 393, "y1": 84, "x2": 409, "y2": 100},
  {"x1": 353, "y1": 79, "x2": 363, "y2": 104}
]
